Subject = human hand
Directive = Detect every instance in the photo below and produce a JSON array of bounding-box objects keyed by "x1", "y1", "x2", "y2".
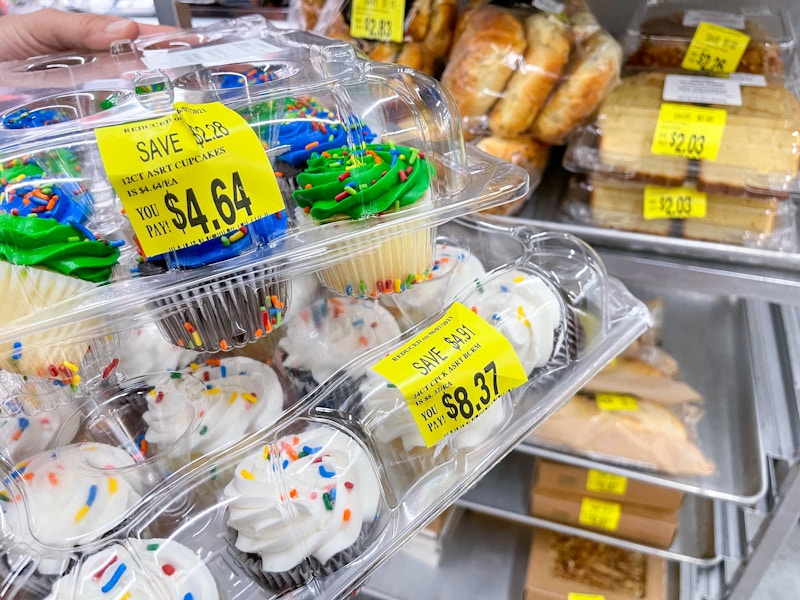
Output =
[{"x1": 0, "y1": 8, "x2": 174, "y2": 61}]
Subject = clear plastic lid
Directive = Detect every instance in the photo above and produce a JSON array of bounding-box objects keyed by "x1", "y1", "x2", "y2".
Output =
[
  {"x1": 622, "y1": 0, "x2": 798, "y2": 80},
  {"x1": 0, "y1": 16, "x2": 531, "y2": 387},
  {"x1": 563, "y1": 71, "x2": 800, "y2": 194},
  {"x1": 0, "y1": 217, "x2": 651, "y2": 599}
]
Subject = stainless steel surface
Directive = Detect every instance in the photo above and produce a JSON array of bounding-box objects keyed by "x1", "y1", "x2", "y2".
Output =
[
  {"x1": 455, "y1": 452, "x2": 721, "y2": 566},
  {"x1": 522, "y1": 291, "x2": 769, "y2": 504},
  {"x1": 358, "y1": 509, "x2": 681, "y2": 600}
]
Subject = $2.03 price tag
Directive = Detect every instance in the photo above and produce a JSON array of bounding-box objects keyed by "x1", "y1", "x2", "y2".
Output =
[
  {"x1": 96, "y1": 102, "x2": 284, "y2": 258},
  {"x1": 371, "y1": 302, "x2": 528, "y2": 447},
  {"x1": 350, "y1": 0, "x2": 405, "y2": 43},
  {"x1": 586, "y1": 469, "x2": 628, "y2": 496},
  {"x1": 578, "y1": 497, "x2": 622, "y2": 531},
  {"x1": 643, "y1": 185, "x2": 707, "y2": 220},
  {"x1": 651, "y1": 102, "x2": 726, "y2": 161},
  {"x1": 681, "y1": 22, "x2": 750, "y2": 74}
]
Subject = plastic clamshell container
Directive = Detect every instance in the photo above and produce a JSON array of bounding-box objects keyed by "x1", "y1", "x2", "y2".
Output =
[
  {"x1": 563, "y1": 70, "x2": 800, "y2": 194},
  {"x1": 622, "y1": 0, "x2": 799, "y2": 81},
  {"x1": 561, "y1": 174, "x2": 798, "y2": 251},
  {"x1": 0, "y1": 16, "x2": 531, "y2": 394},
  {"x1": 0, "y1": 218, "x2": 650, "y2": 599}
]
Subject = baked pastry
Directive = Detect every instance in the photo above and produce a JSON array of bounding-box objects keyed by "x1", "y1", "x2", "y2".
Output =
[
  {"x1": 475, "y1": 135, "x2": 550, "y2": 215},
  {"x1": 45, "y1": 537, "x2": 219, "y2": 599},
  {"x1": 586, "y1": 176, "x2": 673, "y2": 236},
  {"x1": 0, "y1": 402, "x2": 81, "y2": 464},
  {"x1": 116, "y1": 322, "x2": 199, "y2": 381},
  {"x1": 596, "y1": 72, "x2": 690, "y2": 185},
  {"x1": 224, "y1": 424, "x2": 381, "y2": 591},
  {"x1": 292, "y1": 143, "x2": 435, "y2": 298},
  {"x1": 530, "y1": 28, "x2": 622, "y2": 145},
  {"x1": 487, "y1": 13, "x2": 572, "y2": 137},
  {"x1": 625, "y1": 13, "x2": 784, "y2": 77}
]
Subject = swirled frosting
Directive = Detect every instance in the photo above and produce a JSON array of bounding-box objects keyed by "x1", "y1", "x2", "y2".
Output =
[
  {"x1": 1, "y1": 443, "x2": 145, "y2": 554},
  {"x1": 144, "y1": 357, "x2": 284, "y2": 458},
  {"x1": 464, "y1": 269, "x2": 563, "y2": 373},
  {"x1": 293, "y1": 144, "x2": 431, "y2": 221},
  {"x1": 0, "y1": 403, "x2": 80, "y2": 464},
  {"x1": 275, "y1": 98, "x2": 375, "y2": 168},
  {"x1": 116, "y1": 323, "x2": 199, "y2": 381},
  {"x1": 0, "y1": 156, "x2": 92, "y2": 224},
  {"x1": 224, "y1": 426, "x2": 380, "y2": 573},
  {"x1": 45, "y1": 537, "x2": 219, "y2": 599},
  {"x1": 0, "y1": 214, "x2": 120, "y2": 283},
  {"x1": 278, "y1": 296, "x2": 401, "y2": 384}
]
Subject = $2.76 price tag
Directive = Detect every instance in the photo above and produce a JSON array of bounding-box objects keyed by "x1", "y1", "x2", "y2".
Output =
[
  {"x1": 643, "y1": 185, "x2": 707, "y2": 220},
  {"x1": 651, "y1": 102, "x2": 727, "y2": 161},
  {"x1": 96, "y1": 102, "x2": 284, "y2": 258},
  {"x1": 350, "y1": 0, "x2": 405, "y2": 43},
  {"x1": 372, "y1": 302, "x2": 528, "y2": 447}
]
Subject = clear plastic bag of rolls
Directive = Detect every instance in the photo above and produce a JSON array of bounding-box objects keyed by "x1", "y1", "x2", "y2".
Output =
[{"x1": 440, "y1": 0, "x2": 622, "y2": 144}]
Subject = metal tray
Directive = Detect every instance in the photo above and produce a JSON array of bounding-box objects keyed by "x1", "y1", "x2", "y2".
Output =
[
  {"x1": 523, "y1": 290, "x2": 770, "y2": 505},
  {"x1": 357, "y1": 509, "x2": 681, "y2": 600},
  {"x1": 456, "y1": 452, "x2": 721, "y2": 566}
]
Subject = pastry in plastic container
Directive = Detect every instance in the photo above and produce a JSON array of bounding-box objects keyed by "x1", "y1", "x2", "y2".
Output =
[
  {"x1": 441, "y1": 0, "x2": 621, "y2": 144},
  {"x1": 0, "y1": 17, "x2": 531, "y2": 393},
  {"x1": 562, "y1": 174, "x2": 799, "y2": 251},
  {"x1": 622, "y1": 0, "x2": 796, "y2": 78}
]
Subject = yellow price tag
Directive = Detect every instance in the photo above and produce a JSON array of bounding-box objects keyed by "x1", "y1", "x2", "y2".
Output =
[
  {"x1": 586, "y1": 469, "x2": 628, "y2": 496},
  {"x1": 372, "y1": 302, "x2": 528, "y2": 447},
  {"x1": 643, "y1": 185, "x2": 707, "y2": 220},
  {"x1": 682, "y1": 22, "x2": 750, "y2": 74},
  {"x1": 350, "y1": 0, "x2": 405, "y2": 43},
  {"x1": 595, "y1": 393, "x2": 639, "y2": 412},
  {"x1": 568, "y1": 595, "x2": 606, "y2": 600},
  {"x1": 96, "y1": 102, "x2": 284, "y2": 258},
  {"x1": 651, "y1": 102, "x2": 726, "y2": 161},
  {"x1": 578, "y1": 497, "x2": 622, "y2": 531}
]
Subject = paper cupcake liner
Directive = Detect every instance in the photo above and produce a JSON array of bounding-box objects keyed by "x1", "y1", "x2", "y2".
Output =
[
  {"x1": 528, "y1": 304, "x2": 586, "y2": 385},
  {"x1": 281, "y1": 363, "x2": 365, "y2": 409},
  {"x1": 151, "y1": 269, "x2": 291, "y2": 353}
]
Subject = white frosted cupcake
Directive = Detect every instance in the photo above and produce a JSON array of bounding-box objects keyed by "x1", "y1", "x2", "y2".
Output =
[
  {"x1": 116, "y1": 323, "x2": 200, "y2": 382},
  {"x1": 224, "y1": 425, "x2": 381, "y2": 592},
  {"x1": 147, "y1": 357, "x2": 284, "y2": 458},
  {"x1": 45, "y1": 537, "x2": 219, "y2": 599},
  {"x1": 0, "y1": 403, "x2": 81, "y2": 464},
  {"x1": 0, "y1": 443, "x2": 146, "y2": 573},
  {"x1": 276, "y1": 296, "x2": 401, "y2": 402}
]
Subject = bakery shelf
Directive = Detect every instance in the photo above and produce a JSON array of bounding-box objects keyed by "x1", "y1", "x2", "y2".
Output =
[
  {"x1": 356, "y1": 510, "x2": 682, "y2": 600},
  {"x1": 522, "y1": 291, "x2": 772, "y2": 505},
  {"x1": 455, "y1": 451, "x2": 723, "y2": 566}
]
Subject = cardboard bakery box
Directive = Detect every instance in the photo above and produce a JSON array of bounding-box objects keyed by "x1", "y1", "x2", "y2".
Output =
[
  {"x1": 525, "y1": 528, "x2": 667, "y2": 600},
  {"x1": 530, "y1": 490, "x2": 678, "y2": 549},
  {"x1": 535, "y1": 460, "x2": 685, "y2": 512}
]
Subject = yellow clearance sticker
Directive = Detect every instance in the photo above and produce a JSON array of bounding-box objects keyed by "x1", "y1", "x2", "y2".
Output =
[
  {"x1": 651, "y1": 102, "x2": 727, "y2": 161},
  {"x1": 682, "y1": 22, "x2": 751, "y2": 74},
  {"x1": 586, "y1": 469, "x2": 628, "y2": 496},
  {"x1": 643, "y1": 185, "x2": 707, "y2": 220},
  {"x1": 350, "y1": 0, "x2": 405, "y2": 43},
  {"x1": 595, "y1": 393, "x2": 639, "y2": 412},
  {"x1": 568, "y1": 595, "x2": 606, "y2": 600},
  {"x1": 372, "y1": 302, "x2": 528, "y2": 447},
  {"x1": 578, "y1": 497, "x2": 622, "y2": 531},
  {"x1": 96, "y1": 102, "x2": 284, "y2": 258}
]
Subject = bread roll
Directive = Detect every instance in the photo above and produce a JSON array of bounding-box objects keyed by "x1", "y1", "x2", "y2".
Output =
[
  {"x1": 441, "y1": 5, "x2": 527, "y2": 122},
  {"x1": 423, "y1": 0, "x2": 458, "y2": 59},
  {"x1": 405, "y1": 0, "x2": 432, "y2": 42},
  {"x1": 488, "y1": 13, "x2": 572, "y2": 137}
]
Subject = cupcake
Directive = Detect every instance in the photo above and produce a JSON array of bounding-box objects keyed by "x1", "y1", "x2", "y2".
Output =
[
  {"x1": 0, "y1": 150, "x2": 122, "y2": 386},
  {"x1": 144, "y1": 357, "x2": 284, "y2": 458},
  {"x1": 0, "y1": 443, "x2": 146, "y2": 573},
  {"x1": 292, "y1": 143, "x2": 435, "y2": 298},
  {"x1": 379, "y1": 241, "x2": 487, "y2": 328},
  {"x1": 115, "y1": 322, "x2": 200, "y2": 382},
  {"x1": 0, "y1": 402, "x2": 81, "y2": 464},
  {"x1": 275, "y1": 295, "x2": 401, "y2": 401},
  {"x1": 132, "y1": 198, "x2": 289, "y2": 355},
  {"x1": 45, "y1": 537, "x2": 219, "y2": 599},
  {"x1": 223, "y1": 424, "x2": 381, "y2": 592}
]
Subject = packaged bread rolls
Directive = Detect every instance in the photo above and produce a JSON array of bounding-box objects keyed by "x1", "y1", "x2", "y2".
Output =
[
  {"x1": 293, "y1": 0, "x2": 458, "y2": 75},
  {"x1": 441, "y1": 0, "x2": 621, "y2": 144}
]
